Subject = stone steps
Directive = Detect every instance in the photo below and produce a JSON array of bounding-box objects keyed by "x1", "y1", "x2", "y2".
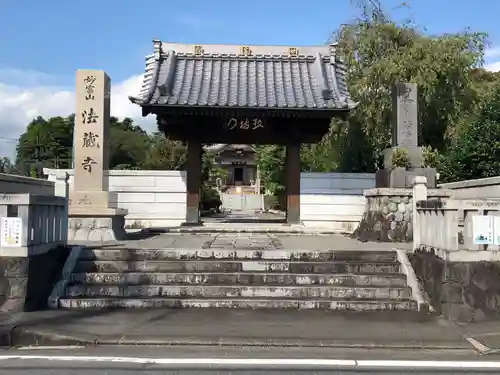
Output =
[
  {"x1": 59, "y1": 297, "x2": 417, "y2": 310},
  {"x1": 79, "y1": 248, "x2": 398, "y2": 262},
  {"x1": 74, "y1": 260, "x2": 401, "y2": 274},
  {"x1": 57, "y1": 248, "x2": 419, "y2": 312},
  {"x1": 65, "y1": 284, "x2": 412, "y2": 299},
  {"x1": 70, "y1": 272, "x2": 408, "y2": 286}
]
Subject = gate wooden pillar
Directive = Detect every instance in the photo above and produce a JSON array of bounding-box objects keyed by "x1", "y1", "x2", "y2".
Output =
[
  {"x1": 184, "y1": 140, "x2": 202, "y2": 225},
  {"x1": 285, "y1": 143, "x2": 301, "y2": 224}
]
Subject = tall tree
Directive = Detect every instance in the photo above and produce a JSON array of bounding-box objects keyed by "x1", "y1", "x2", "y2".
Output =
[
  {"x1": 440, "y1": 84, "x2": 500, "y2": 182},
  {"x1": 16, "y1": 116, "x2": 74, "y2": 174},
  {"x1": 331, "y1": 0, "x2": 486, "y2": 169},
  {"x1": 140, "y1": 133, "x2": 187, "y2": 170}
]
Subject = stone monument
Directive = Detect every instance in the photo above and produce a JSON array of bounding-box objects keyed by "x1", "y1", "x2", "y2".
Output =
[
  {"x1": 68, "y1": 70, "x2": 127, "y2": 241},
  {"x1": 376, "y1": 83, "x2": 436, "y2": 188}
]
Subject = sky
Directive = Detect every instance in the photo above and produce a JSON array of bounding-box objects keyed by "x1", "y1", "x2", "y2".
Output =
[{"x1": 0, "y1": 0, "x2": 499, "y2": 158}]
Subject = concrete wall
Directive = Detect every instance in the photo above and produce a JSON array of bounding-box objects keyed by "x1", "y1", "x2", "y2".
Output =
[
  {"x1": 0, "y1": 173, "x2": 54, "y2": 195},
  {"x1": 300, "y1": 172, "x2": 376, "y2": 232},
  {"x1": 44, "y1": 169, "x2": 186, "y2": 228},
  {"x1": 439, "y1": 176, "x2": 500, "y2": 199}
]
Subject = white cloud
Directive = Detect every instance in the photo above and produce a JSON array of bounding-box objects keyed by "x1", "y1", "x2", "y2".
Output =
[
  {"x1": 0, "y1": 70, "x2": 156, "y2": 158},
  {"x1": 485, "y1": 61, "x2": 500, "y2": 72}
]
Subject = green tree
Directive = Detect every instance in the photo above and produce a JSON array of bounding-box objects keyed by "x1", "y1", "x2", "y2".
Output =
[
  {"x1": 16, "y1": 116, "x2": 74, "y2": 174},
  {"x1": 331, "y1": 0, "x2": 486, "y2": 169},
  {"x1": 15, "y1": 115, "x2": 156, "y2": 172},
  {"x1": 109, "y1": 116, "x2": 150, "y2": 169},
  {"x1": 0, "y1": 157, "x2": 15, "y2": 174},
  {"x1": 140, "y1": 133, "x2": 187, "y2": 170},
  {"x1": 255, "y1": 145, "x2": 286, "y2": 195},
  {"x1": 440, "y1": 84, "x2": 500, "y2": 182}
]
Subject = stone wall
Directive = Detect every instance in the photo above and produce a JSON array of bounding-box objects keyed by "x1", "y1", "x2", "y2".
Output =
[
  {"x1": 354, "y1": 189, "x2": 414, "y2": 242},
  {"x1": 439, "y1": 175, "x2": 500, "y2": 199},
  {"x1": 300, "y1": 172, "x2": 375, "y2": 232},
  {"x1": 354, "y1": 188, "x2": 451, "y2": 243},
  {"x1": 410, "y1": 250, "x2": 500, "y2": 322},
  {"x1": 0, "y1": 173, "x2": 54, "y2": 195},
  {"x1": 0, "y1": 246, "x2": 69, "y2": 312}
]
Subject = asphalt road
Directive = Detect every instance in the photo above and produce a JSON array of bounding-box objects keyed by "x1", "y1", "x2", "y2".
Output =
[{"x1": 0, "y1": 345, "x2": 499, "y2": 374}]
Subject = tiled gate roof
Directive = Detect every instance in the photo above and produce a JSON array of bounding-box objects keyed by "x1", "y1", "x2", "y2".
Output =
[{"x1": 129, "y1": 40, "x2": 357, "y2": 111}]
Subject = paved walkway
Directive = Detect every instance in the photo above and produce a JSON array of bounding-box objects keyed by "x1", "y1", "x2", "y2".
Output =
[
  {"x1": 4, "y1": 309, "x2": 475, "y2": 349},
  {"x1": 72, "y1": 231, "x2": 412, "y2": 251}
]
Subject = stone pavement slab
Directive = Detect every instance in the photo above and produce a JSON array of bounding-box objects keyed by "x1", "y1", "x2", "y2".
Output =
[
  {"x1": 72, "y1": 232, "x2": 408, "y2": 252},
  {"x1": 7, "y1": 309, "x2": 474, "y2": 349},
  {"x1": 270, "y1": 235, "x2": 411, "y2": 251}
]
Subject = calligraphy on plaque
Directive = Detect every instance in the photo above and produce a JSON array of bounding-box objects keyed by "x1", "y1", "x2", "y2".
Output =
[
  {"x1": 83, "y1": 75, "x2": 96, "y2": 100},
  {"x1": 226, "y1": 118, "x2": 264, "y2": 131},
  {"x1": 81, "y1": 108, "x2": 99, "y2": 124},
  {"x1": 289, "y1": 47, "x2": 299, "y2": 57},
  {"x1": 82, "y1": 132, "x2": 100, "y2": 148},
  {"x1": 240, "y1": 46, "x2": 253, "y2": 56},
  {"x1": 81, "y1": 156, "x2": 97, "y2": 173}
]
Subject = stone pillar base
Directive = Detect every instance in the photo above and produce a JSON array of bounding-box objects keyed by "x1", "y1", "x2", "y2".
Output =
[
  {"x1": 180, "y1": 220, "x2": 203, "y2": 227},
  {"x1": 376, "y1": 167, "x2": 437, "y2": 188},
  {"x1": 68, "y1": 207, "x2": 128, "y2": 242}
]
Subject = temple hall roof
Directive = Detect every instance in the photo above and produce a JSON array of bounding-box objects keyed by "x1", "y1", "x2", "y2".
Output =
[{"x1": 129, "y1": 40, "x2": 357, "y2": 112}]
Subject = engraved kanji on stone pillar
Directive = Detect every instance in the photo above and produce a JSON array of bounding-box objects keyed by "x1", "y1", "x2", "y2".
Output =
[
  {"x1": 72, "y1": 70, "x2": 111, "y2": 207},
  {"x1": 392, "y1": 83, "x2": 418, "y2": 148}
]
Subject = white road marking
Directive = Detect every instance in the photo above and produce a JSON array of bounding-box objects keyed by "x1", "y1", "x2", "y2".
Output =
[
  {"x1": 0, "y1": 356, "x2": 499, "y2": 368},
  {"x1": 467, "y1": 337, "x2": 493, "y2": 354},
  {"x1": 17, "y1": 346, "x2": 86, "y2": 350}
]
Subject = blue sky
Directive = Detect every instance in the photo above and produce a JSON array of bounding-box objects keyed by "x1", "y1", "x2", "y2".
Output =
[{"x1": 0, "y1": 0, "x2": 499, "y2": 156}]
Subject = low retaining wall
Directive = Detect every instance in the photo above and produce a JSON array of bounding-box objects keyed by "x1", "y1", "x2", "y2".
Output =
[
  {"x1": 410, "y1": 250, "x2": 500, "y2": 322},
  {"x1": 0, "y1": 246, "x2": 69, "y2": 312},
  {"x1": 439, "y1": 176, "x2": 500, "y2": 199},
  {"x1": 300, "y1": 172, "x2": 375, "y2": 232},
  {"x1": 354, "y1": 188, "x2": 450, "y2": 242},
  {"x1": 0, "y1": 173, "x2": 54, "y2": 195},
  {"x1": 45, "y1": 169, "x2": 186, "y2": 228}
]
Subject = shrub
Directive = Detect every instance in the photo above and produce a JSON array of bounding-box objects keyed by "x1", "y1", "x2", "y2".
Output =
[{"x1": 391, "y1": 147, "x2": 411, "y2": 169}]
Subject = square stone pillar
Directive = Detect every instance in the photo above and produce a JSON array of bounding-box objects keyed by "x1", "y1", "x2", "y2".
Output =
[
  {"x1": 69, "y1": 70, "x2": 127, "y2": 242},
  {"x1": 285, "y1": 144, "x2": 301, "y2": 224},
  {"x1": 184, "y1": 140, "x2": 202, "y2": 225}
]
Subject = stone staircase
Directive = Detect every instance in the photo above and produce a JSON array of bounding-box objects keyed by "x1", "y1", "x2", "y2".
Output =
[{"x1": 58, "y1": 248, "x2": 418, "y2": 311}]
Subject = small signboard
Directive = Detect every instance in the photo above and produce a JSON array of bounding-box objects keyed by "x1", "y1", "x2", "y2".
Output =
[
  {"x1": 472, "y1": 215, "x2": 494, "y2": 245},
  {"x1": 0, "y1": 217, "x2": 22, "y2": 247},
  {"x1": 494, "y1": 216, "x2": 500, "y2": 246}
]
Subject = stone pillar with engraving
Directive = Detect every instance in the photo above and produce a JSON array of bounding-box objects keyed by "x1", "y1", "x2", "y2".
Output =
[
  {"x1": 68, "y1": 70, "x2": 127, "y2": 242},
  {"x1": 376, "y1": 83, "x2": 437, "y2": 188}
]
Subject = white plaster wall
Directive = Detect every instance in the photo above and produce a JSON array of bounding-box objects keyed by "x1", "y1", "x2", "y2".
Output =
[
  {"x1": 300, "y1": 172, "x2": 376, "y2": 232},
  {"x1": 44, "y1": 169, "x2": 186, "y2": 228}
]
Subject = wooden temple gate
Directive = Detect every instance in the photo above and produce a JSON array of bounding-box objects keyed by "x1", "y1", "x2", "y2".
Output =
[{"x1": 129, "y1": 40, "x2": 356, "y2": 225}]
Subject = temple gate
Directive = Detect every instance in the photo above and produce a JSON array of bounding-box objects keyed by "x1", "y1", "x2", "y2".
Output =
[{"x1": 129, "y1": 41, "x2": 356, "y2": 225}]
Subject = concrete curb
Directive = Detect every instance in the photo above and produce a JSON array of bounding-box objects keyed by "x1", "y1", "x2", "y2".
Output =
[
  {"x1": 395, "y1": 249, "x2": 431, "y2": 313},
  {"x1": 5, "y1": 326, "x2": 472, "y2": 350}
]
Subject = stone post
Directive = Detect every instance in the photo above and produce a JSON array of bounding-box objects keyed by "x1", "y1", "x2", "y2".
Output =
[
  {"x1": 184, "y1": 140, "x2": 202, "y2": 225},
  {"x1": 285, "y1": 144, "x2": 301, "y2": 224},
  {"x1": 412, "y1": 176, "x2": 428, "y2": 251},
  {"x1": 54, "y1": 171, "x2": 69, "y2": 242},
  {"x1": 68, "y1": 70, "x2": 127, "y2": 242},
  {"x1": 376, "y1": 83, "x2": 437, "y2": 188}
]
